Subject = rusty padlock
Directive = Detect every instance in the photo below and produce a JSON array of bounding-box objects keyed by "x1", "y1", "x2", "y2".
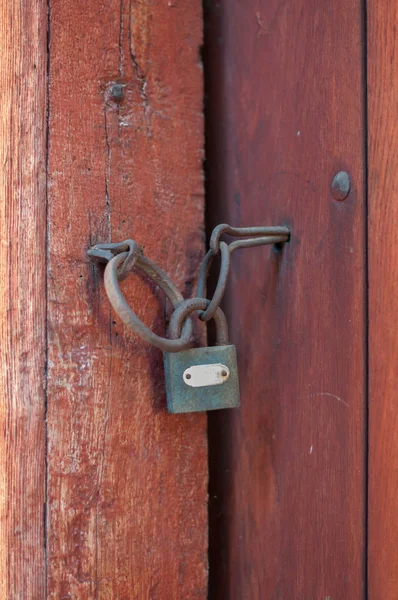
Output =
[{"x1": 163, "y1": 298, "x2": 240, "y2": 414}]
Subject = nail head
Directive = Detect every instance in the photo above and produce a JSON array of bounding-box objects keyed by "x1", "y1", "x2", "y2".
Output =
[
  {"x1": 110, "y1": 84, "x2": 124, "y2": 101},
  {"x1": 331, "y1": 171, "x2": 350, "y2": 201}
]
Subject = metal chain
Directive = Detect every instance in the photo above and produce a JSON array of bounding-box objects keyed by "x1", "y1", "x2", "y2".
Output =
[
  {"x1": 88, "y1": 240, "x2": 194, "y2": 352},
  {"x1": 197, "y1": 225, "x2": 289, "y2": 321},
  {"x1": 168, "y1": 298, "x2": 229, "y2": 345},
  {"x1": 87, "y1": 224, "x2": 289, "y2": 351}
]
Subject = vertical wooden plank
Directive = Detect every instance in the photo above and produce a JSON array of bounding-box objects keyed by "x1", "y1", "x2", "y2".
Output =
[
  {"x1": 47, "y1": 1, "x2": 207, "y2": 598},
  {"x1": 368, "y1": 2, "x2": 398, "y2": 597},
  {"x1": 204, "y1": 1, "x2": 367, "y2": 598},
  {"x1": 0, "y1": 0, "x2": 47, "y2": 597}
]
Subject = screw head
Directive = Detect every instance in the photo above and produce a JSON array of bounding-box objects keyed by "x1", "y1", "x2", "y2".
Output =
[{"x1": 331, "y1": 171, "x2": 350, "y2": 201}]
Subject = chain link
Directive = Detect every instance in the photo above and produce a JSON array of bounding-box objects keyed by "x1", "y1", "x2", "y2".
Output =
[{"x1": 88, "y1": 224, "x2": 289, "y2": 350}]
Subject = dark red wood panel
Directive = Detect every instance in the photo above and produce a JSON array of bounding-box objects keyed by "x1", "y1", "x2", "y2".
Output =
[
  {"x1": 204, "y1": 1, "x2": 367, "y2": 597},
  {"x1": 47, "y1": 1, "x2": 207, "y2": 597},
  {"x1": 368, "y1": 2, "x2": 398, "y2": 597}
]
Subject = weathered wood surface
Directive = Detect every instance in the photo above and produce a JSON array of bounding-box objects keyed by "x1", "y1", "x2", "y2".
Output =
[
  {"x1": 0, "y1": 0, "x2": 47, "y2": 597},
  {"x1": 47, "y1": 1, "x2": 207, "y2": 597},
  {"x1": 204, "y1": 1, "x2": 367, "y2": 598},
  {"x1": 368, "y1": 2, "x2": 398, "y2": 597}
]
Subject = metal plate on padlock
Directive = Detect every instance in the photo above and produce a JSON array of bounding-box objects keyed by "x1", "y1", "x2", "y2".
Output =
[
  {"x1": 164, "y1": 345, "x2": 240, "y2": 413},
  {"x1": 183, "y1": 363, "x2": 230, "y2": 387}
]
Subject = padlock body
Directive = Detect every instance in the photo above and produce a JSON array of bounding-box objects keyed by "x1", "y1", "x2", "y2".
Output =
[{"x1": 164, "y1": 345, "x2": 240, "y2": 413}]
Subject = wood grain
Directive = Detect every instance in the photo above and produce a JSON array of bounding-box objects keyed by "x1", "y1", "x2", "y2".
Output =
[
  {"x1": 204, "y1": 1, "x2": 367, "y2": 598},
  {"x1": 368, "y1": 2, "x2": 398, "y2": 597},
  {"x1": 47, "y1": 1, "x2": 207, "y2": 597},
  {"x1": 0, "y1": 0, "x2": 47, "y2": 597}
]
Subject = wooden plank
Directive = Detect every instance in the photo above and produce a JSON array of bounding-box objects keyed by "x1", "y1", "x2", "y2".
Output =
[
  {"x1": 204, "y1": 1, "x2": 367, "y2": 598},
  {"x1": 0, "y1": 0, "x2": 47, "y2": 597},
  {"x1": 47, "y1": 1, "x2": 207, "y2": 597},
  {"x1": 368, "y1": 2, "x2": 398, "y2": 597}
]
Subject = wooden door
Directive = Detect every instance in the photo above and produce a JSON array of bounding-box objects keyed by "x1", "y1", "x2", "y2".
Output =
[
  {"x1": 1, "y1": 1, "x2": 398, "y2": 598},
  {"x1": 368, "y1": 1, "x2": 398, "y2": 598},
  {"x1": 1, "y1": 0, "x2": 207, "y2": 598},
  {"x1": 204, "y1": 1, "x2": 367, "y2": 598},
  {"x1": 204, "y1": 1, "x2": 398, "y2": 599}
]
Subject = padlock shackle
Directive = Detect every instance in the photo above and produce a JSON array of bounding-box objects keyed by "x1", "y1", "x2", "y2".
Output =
[{"x1": 168, "y1": 298, "x2": 229, "y2": 346}]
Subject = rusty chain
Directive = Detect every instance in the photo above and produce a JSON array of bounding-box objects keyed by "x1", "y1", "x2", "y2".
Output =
[{"x1": 87, "y1": 224, "x2": 290, "y2": 352}]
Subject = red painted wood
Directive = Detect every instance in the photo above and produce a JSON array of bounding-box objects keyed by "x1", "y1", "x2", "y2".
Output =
[
  {"x1": 204, "y1": 1, "x2": 367, "y2": 597},
  {"x1": 47, "y1": 1, "x2": 207, "y2": 597},
  {"x1": 368, "y1": 2, "x2": 398, "y2": 597},
  {"x1": 0, "y1": 1, "x2": 47, "y2": 596}
]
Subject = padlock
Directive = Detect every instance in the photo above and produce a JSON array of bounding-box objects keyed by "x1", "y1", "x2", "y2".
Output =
[
  {"x1": 88, "y1": 227, "x2": 290, "y2": 414},
  {"x1": 164, "y1": 299, "x2": 240, "y2": 413}
]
